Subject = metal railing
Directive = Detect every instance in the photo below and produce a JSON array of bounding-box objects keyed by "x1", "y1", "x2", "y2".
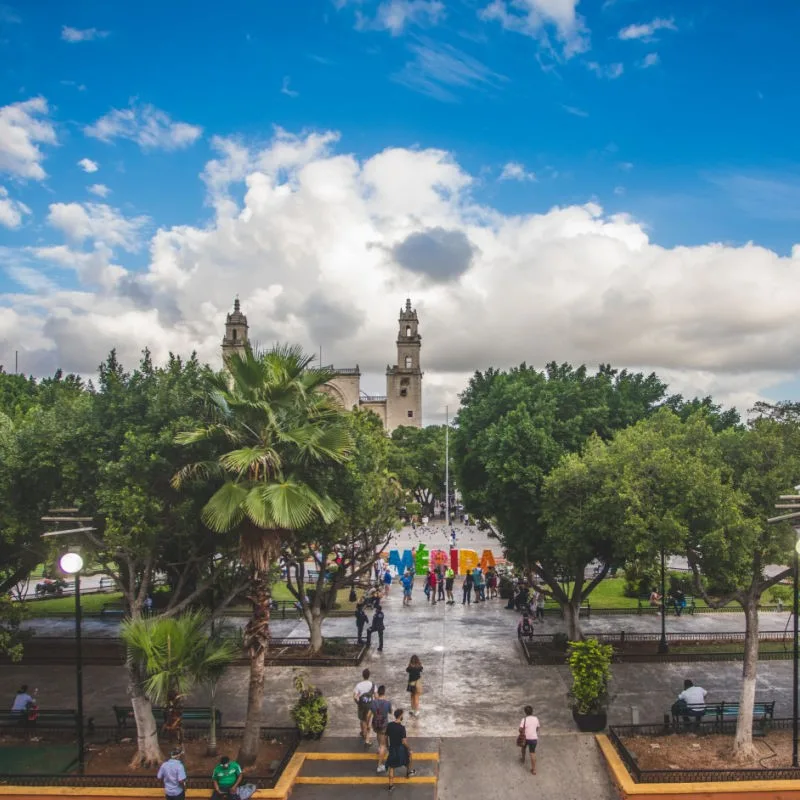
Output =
[
  {"x1": 608, "y1": 719, "x2": 800, "y2": 783},
  {"x1": 0, "y1": 727, "x2": 300, "y2": 789}
]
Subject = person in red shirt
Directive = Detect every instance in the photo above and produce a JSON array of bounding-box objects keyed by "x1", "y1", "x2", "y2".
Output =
[{"x1": 428, "y1": 570, "x2": 437, "y2": 605}]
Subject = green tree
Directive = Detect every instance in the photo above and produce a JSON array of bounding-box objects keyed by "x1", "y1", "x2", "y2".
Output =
[
  {"x1": 173, "y1": 344, "x2": 353, "y2": 764},
  {"x1": 283, "y1": 410, "x2": 400, "y2": 651},
  {"x1": 388, "y1": 425, "x2": 446, "y2": 516},
  {"x1": 453, "y1": 362, "x2": 668, "y2": 636},
  {"x1": 687, "y1": 419, "x2": 800, "y2": 759},
  {"x1": 121, "y1": 611, "x2": 236, "y2": 761}
]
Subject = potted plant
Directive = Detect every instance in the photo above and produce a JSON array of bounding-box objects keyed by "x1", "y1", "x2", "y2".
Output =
[
  {"x1": 567, "y1": 639, "x2": 612, "y2": 732},
  {"x1": 290, "y1": 672, "x2": 328, "y2": 739}
]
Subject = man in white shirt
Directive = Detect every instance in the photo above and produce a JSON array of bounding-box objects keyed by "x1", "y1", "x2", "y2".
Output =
[
  {"x1": 11, "y1": 685, "x2": 35, "y2": 714},
  {"x1": 675, "y1": 679, "x2": 708, "y2": 724},
  {"x1": 354, "y1": 668, "x2": 376, "y2": 745}
]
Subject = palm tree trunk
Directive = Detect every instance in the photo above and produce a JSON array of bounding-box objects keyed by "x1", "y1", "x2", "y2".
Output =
[
  {"x1": 207, "y1": 681, "x2": 218, "y2": 757},
  {"x1": 127, "y1": 662, "x2": 162, "y2": 768},
  {"x1": 238, "y1": 570, "x2": 271, "y2": 766}
]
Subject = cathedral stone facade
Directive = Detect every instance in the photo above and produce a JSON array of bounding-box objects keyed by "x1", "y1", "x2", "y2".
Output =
[{"x1": 221, "y1": 298, "x2": 422, "y2": 432}]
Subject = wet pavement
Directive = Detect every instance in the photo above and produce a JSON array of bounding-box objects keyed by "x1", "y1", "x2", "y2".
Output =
[{"x1": 9, "y1": 579, "x2": 794, "y2": 798}]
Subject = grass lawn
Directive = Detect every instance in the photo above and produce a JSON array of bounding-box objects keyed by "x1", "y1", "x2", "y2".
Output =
[
  {"x1": 580, "y1": 578, "x2": 740, "y2": 610},
  {"x1": 22, "y1": 591, "x2": 123, "y2": 616}
]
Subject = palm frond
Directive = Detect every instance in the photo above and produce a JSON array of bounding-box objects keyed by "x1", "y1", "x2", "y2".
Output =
[
  {"x1": 171, "y1": 460, "x2": 226, "y2": 490},
  {"x1": 201, "y1": 482, "x2": 249, "y2": 533}
]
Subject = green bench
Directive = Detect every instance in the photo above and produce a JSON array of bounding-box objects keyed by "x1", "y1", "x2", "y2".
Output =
[
  {"x1": 113, "y1": 705, "x2": 221, "y2": 729},
  {"x1": 0, "y1": 709, "x2": 94, "y2": 730},
  {"x1": 670, "y1": 700, "x2": 775, "y2": 732},
  {"x1": 638, "y1": 595, "x2": 696, "y2": 615},
  {"x1": 101, "y1": 602, "x2": 126, "y2": 618}
]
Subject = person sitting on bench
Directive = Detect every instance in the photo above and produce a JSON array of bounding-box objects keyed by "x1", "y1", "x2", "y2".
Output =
[{"x1": 672, "y1": 679, "x2": 707, "y2": 724}]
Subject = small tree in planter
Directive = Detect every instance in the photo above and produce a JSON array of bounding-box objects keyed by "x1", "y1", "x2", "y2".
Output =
[
  {"x1": 567, "y1": 638, "x2": 613, "y2": 732},
  {"x1": 290, "y1": 672, "x2": 328, "y2": 739}
]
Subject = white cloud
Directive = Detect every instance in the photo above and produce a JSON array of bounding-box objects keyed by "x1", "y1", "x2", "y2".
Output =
[
  {"x1": 60, "y1": 80, "x2": 87, "y2": 91},
  {"x1": 5, "y1": 129, "x2": 800, "y2": 423},
  {"x1": 0, "y1": 186, "x2": 31, "y2": 228},
  {"x1": 393, "y1": 39, "x2": 506, "y2": 102},
  {"x1": 480, "y1": 0, "x2": 589, "y2": 59},
  {"x1": 561, "y1": 104, "x2": 588, "y2": 117},
  {"x1": 281, "y1": 76, "x2": 299, "y2": 98},
  {"x1": 78, "y1": 158, "x2": 99, "y2": 173},
  {"x1": 356, "y1": 0, "x2": 445, "y2": 34},
  {"x1": 46, "y1": 202, "x2": 148, "y2": 251},
  {"x1": 587, "y1": 61, "x2": 624, "y2": 79},
  {"x1": 618, "y1": 17, "x2": 676, "y2": 41},
  {"x1": 500, "y1": 161, "x2": 536, "y2": 181},
  {"x1": 640, "y1": 52, "x2": 659, "y2": 68},
  {"x1": 0, "y1": 97, "x2": 57, "y2": 180},
  {"x1": 61, "y1": 26, "x2": 109, "y2": 42},
  {"x1": 85, "y1": 102, "x2": 202, "y2": 151},
  {"x1": 88, "y1": 183, "x2": 110, "y2": 198}
]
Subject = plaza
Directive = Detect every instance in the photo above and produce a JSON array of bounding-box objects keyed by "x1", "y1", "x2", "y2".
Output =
[{"x1": 6, "y1": 576, "x2": 798, "y2": 798}]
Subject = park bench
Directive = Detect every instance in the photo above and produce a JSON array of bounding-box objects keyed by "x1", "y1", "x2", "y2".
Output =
[
  {"x1": 101, "y1": 601, "x2": 126, "y2": 619},
  {"x1": 0, "y1": 709, "x2": 93, "y2": 730},
  {"x1": 669, "y1": 700, "x2": 775, "y2": 732},
  {"x1": 638, "y1": 595, "x2": 696, "y2": 615},
  {"x1": 113, "y1": 705, "x2": 221, "y2": 729}
]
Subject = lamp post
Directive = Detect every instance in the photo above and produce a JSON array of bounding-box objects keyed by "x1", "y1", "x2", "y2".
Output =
[
  {"x1": 59, "y1": 551, "x2": 85, "y2": 775},
  {"x1": 794, "y1": 527, "x2": 800, "y2": 768},
  {"x1": 657, "y1": 548, "x2": 669, "y2": 654}
]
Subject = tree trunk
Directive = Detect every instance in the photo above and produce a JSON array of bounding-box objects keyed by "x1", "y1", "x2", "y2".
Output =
[
  {"x1": 310, "y1": 609, "x2": 324, "y2": 653},
  {"x1": 238, "y1": 571, "x2": 271, "y2": 766},
  {"x1": 733, "y1": 596, "x2": 759, "y2": 760},
  {"x1": 564, "y1": 600, "x2": 583, "y2": 642},
  {"x1": 207, "y1": 681, "x2": 218, "y2": 757},
  {"x1": 127, "y1": 663, "x2": 162, "y2": 768}
]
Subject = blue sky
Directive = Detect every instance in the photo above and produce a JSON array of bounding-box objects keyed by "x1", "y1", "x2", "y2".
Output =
[{"x1": 1, "y1": 0, "x2": 799, "y2": 419}]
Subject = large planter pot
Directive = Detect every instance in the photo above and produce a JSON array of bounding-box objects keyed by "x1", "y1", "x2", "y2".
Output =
[{"x1": 572, "y1": 708, "x2": 607, "y2": 732}]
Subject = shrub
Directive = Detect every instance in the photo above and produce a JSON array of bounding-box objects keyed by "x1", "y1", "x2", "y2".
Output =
[
  {"x1": 291, "y1": 672, "x2": 328, "y2": 736},
  {"x1": 568, "y1": 639, "x2": 613, "y2": 715},
  {"x1": 768, "y1": 584, "x2": 793, "y2": 605}
]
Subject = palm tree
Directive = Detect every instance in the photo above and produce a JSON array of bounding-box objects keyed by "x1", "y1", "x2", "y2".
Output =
[
  {"x1": 172, "y1": 345, "x2": 353, "y2": 764},
  {"x1": 121, "y1": 610, "x2": 236, "y2": 760}
]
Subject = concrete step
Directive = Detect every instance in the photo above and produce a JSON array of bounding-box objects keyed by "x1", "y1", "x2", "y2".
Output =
[
  {"x1": 300, "y1": 754, "x2": 438, "y2": 779},
  {"x1": 290, "y1": 785, "x2": 437, "y2": 799}
]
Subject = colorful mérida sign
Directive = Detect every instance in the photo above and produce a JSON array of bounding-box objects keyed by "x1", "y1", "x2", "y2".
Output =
[{"x1": 387, "y1": 544, "x2": 496, "y2": 575}]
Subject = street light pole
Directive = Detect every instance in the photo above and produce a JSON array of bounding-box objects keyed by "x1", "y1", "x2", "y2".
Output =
[
  {"x1": 658, "y1": 548, "x2": 669, "y2": 654},
  {"x1": 794, "y1": 530, "x2": 799, "y2": 768},
  {"x1": 59, "y1": 552, "x2": 85, "y2": 775},
  {"x1": 445, "y1": 404, "x2": 450, "y2": 527}
]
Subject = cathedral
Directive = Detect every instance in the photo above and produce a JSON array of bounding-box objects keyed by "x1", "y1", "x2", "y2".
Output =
[{"x1": 222, "y1": 298, "x2": 423, "y2": 432}]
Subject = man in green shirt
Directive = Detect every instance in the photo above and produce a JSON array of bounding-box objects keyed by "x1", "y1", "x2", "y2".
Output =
[{"x1": 211, "y1": 755, "x2": 242, "y2": 799}]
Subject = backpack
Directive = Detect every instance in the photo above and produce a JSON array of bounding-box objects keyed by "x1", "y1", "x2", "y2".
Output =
[
  {"x1": 522, "y1": 618, "x2": 533, "y2": 636},
  {"x1": 359, "y1": 683, "x2": 375, "y2": 706},
  {"x1": 372, "y1": 699, "x2": 389, "y2": 730}
]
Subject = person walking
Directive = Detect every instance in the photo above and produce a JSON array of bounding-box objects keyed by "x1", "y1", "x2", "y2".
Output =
[
  {"x1": 436, "y1": 567, "x2": 445, "y2": 602},
  {"x1": 445, "y1": 567, "x2": 455, "y2": 604},
  {"x1": 535, "y1": 589, "x2": 546, "y2": 622},
  {"x1": 367, "y1": 604, "x2": 385, "y2": 651},
  {"x1": 401, "y1": 571, "x2": 413, "y2": 607},
  {"x1": 406, "y1": 654, "x2": 423, "y2": 717},
  {"x1": 461, "y1": 572, "x2": 473, "y2": 605},
  {"x1": 428, "y1": 569, "x2": 438, "y2": 605},
  {"x1": 423, "y1": 570, "x2": 432, "y2": 602},
  {"x1": 386, "y1": 709, "x2": 416, "y2": 792},
  {"x1": 355, "y1": 601, "x2": 369, "y2": 644},
  {"x1": 518, "y1": 705, "x2": 541, "y2": 775},
  {"x1": 157, "y1": 748, "x2": 187, "y2": 800},
  {"x1": 382, "y1": 568, "x2": 393, "y2": 597},
  {"x1": 354, "y1": 668, "x2": 376, "y2": 744},
  {"x1": 370, "y1": 685, "x2": 392, "y2": 773}
]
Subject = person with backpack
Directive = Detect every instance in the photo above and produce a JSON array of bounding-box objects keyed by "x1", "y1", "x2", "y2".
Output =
[
  {"x1": 370, "y1": 685, "x2": 393, "y2": 773},
  {"x1": 366, "y1": 604, "x2": 385, "y2": 651},
  {"x1": 354, "y1": 668, "x2": 376, "y2": 745},
  {"x1": 385, "y1": 709, "x2": 416, "y2": 791},
  {"x1": 517, "y1": 612, "x2": 534, "y2": 639},
  {"x1": 355, "y1": 601, "x2": 369, "y2": 644}
]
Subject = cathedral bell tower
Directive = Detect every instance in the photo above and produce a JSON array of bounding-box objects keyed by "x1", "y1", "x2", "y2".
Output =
[
  {"x1": 385, "y1": 298, "x2": 422, "y2": 430},
  {"x1": 221, "y1": 297, "x2": 249, "y2": 362}
]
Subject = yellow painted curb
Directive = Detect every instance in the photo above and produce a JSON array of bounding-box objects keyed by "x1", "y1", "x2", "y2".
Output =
[
  {"x1": 0, "y1": 752, "x2": 309, "y2": 800},
  {"x1": 596, "y1": 734, "x2": 800, "y2": 798},
  {"x1": 295, "y1": 776, "x2": 438, "y2": 785},
  {"x1": 303, "y1": 752, "x2": 439, "y2": 761}
]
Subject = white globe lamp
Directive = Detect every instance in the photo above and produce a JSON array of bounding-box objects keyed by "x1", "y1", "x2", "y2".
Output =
[{"x1": 59, "y1": 552, "x2": 84, "y2": 575}]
